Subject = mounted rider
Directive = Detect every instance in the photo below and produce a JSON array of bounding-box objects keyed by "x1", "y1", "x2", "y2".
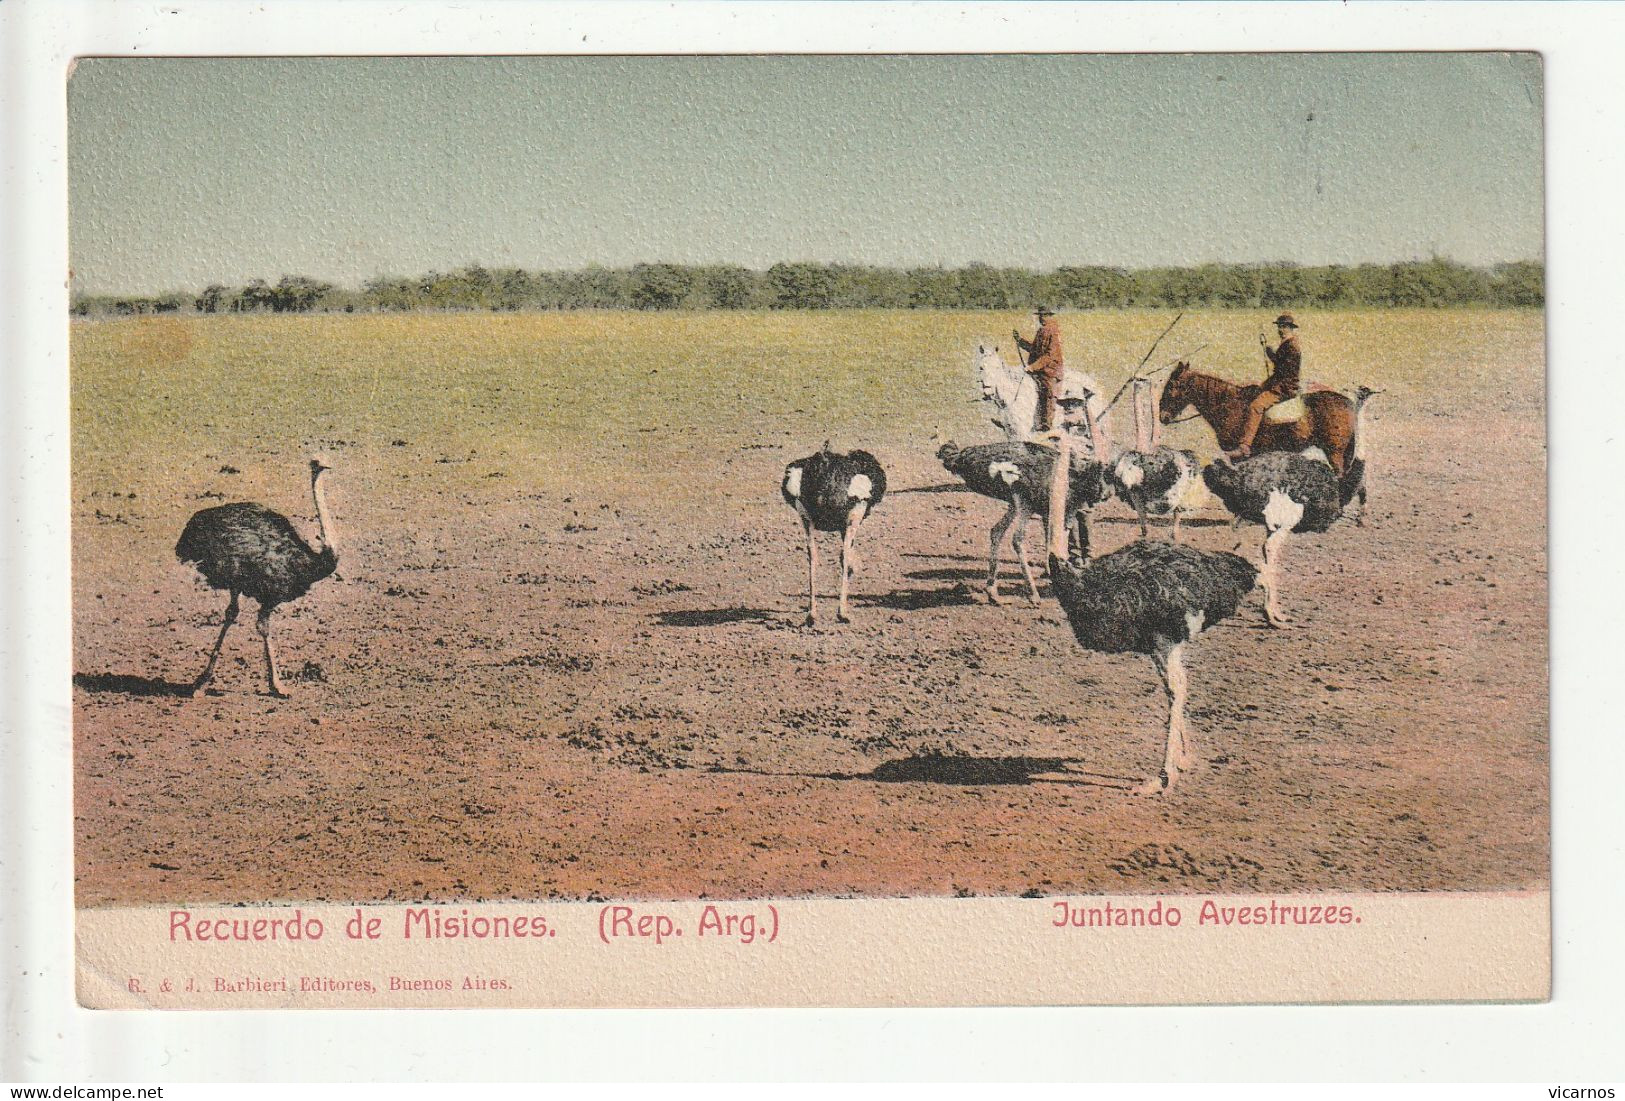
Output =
[
  {"x1": 1227, "y1": 312, "x2": 1301, "y2": 460},
  {"x1": 1013, "y1": 306, "x2": 1065, "y2": 433}
]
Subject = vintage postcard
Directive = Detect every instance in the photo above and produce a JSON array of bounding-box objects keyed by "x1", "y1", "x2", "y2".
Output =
[{"x1": 68, "y1": 53, "x2": 1547, "y2": 1009}]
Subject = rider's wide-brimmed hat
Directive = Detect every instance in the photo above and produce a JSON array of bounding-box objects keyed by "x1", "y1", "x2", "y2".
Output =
[
  {"x1": 1273, "y1": 312, "x2": 1299, "y2": 328},
  {"x1": 1035, "y1": 305, "x2": 1056, "y2": 317}
]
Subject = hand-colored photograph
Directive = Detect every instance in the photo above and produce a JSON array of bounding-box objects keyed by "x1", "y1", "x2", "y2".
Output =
[{"x1": 68, "y1": 53, "x2": 1547, "y2": 1007}]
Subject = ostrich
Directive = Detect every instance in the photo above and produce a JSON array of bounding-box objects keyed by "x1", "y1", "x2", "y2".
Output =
[
  {"x1": 1107, "y1": 446, "x2": 1200, "y2": 540},
  {"x1": 1201, "y1": 450, "x2": 1365, "y2": 627},
  {"x1": 175, "y1": 456, "x2": 339, "y2": 697},
  {"x1": 781, "y1": 442, "x2": 887, "y2": 625},
  {"x1": 934, "y1": 435, "x2": 1108, "y2": 605},
  {"x1": 1044, "y1": 416, "x2": 1258, "y2": 796},
  {"x1": 1105, "y1": 374, "x2": 1199, "y2": 539}
]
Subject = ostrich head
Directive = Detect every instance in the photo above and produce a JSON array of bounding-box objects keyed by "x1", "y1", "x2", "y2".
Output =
[
  {"x1": 1053, "y1": 395, "x2": 1094, "y2": 449},
  {"x1": 309, "y1": 453, "x2": 333, "y2": 476},
  {"x1": 1055, "y1": 374, "x2": 1095, "y2": 407}
]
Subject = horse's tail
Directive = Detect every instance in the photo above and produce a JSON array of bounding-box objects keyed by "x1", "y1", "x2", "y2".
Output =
[
  {"x1": 1344, "y1": 386, "x2": 1382, "y2": 520},
  {"x1": 1338, "y1": 457, "x2": 1367, "y2": 510}
]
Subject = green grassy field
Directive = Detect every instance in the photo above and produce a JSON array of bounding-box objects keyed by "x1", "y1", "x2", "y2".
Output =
[{"x1": 71, "y1": 307, "x2": 1542, "y2": 505}]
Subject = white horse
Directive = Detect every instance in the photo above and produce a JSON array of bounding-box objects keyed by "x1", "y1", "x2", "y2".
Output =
[{"x1": 973, "y1": 343, "x2": 1112, "y2": 459}]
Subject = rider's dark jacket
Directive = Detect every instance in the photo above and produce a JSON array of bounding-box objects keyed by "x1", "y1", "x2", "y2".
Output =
[{"x1": 1262, "y1": 334, "x2": 1301, "y2": 397}]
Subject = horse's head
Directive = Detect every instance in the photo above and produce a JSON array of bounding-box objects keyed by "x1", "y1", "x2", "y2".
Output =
[
  {"x1": 973, "y1": 343, "x2": 1010, "y2": 404},
  {"x1": 1158, "y1": 361, "x2": 1192, "y2": 424},
  {"x1": 974, "y1": 343, "x2": 1039, "y2": 442}
]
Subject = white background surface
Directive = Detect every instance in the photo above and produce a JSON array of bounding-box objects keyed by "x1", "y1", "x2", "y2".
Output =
[{"x1": 3, "y1": 0, "x2": 1620, "y2": 1083}]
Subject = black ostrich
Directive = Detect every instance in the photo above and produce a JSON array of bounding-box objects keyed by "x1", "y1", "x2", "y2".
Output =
[
  {"x1": 1107, "y1": 445, "x2": 1200, "y2": 540},
  {"x1": 175, "y1": 456, "x2": 339, "y2": 697},
  {"x1": 935, "y1": 435, "x2": 1109, "y2": 605},
  {"x1": 1044, "y1": 418, "x2": 1258, "y2": 796},
  {"x1": 781, "y1": 442, "x2": 886, "y2": 625},
  {"x1": 1201, "y1": 450, "x2": 1365, "y2": 627}
]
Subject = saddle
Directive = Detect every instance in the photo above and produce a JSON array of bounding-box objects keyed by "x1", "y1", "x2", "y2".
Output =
[
  {"x1": 1254, "y1": 381, "x2": 1332, "y2": 424},
  {"x1": 1264, "y1": 396, "x2": 1307, "y2": 424}
]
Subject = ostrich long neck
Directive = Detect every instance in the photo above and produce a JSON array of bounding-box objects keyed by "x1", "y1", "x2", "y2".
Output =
[
  {"x1": 311, "y1": 469, "x2": 339, "y2": 559},
  {"x1": 1048, "y1": 430, "x2": 1072, "y2": 562},
  {"x1": 1134, "y1": 378, "x2": 1155, "y2": 451}
]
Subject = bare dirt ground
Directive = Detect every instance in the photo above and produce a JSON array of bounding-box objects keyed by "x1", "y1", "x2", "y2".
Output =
[{"x1": 72, "y1": 319, "x2": 1547, "y2": 906}]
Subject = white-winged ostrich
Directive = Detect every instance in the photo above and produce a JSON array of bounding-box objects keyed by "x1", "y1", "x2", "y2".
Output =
[
  {"x1": 1107, "y1": 375, "x2": 1199, "y2": 540},
  {"x1": 781, "y1": 442, "x2": 886, "y2": 625},
  {"x1": 1107, "y1": 446, "x2": 1200, "y2": 539},
  {"x1": 935, "y1": 435, "x2": 1109, "y2": 605},
  {"x1": 175, "y1": 456, "x2": 339, "y2": 696},
  {"x1": 1044, "y1": 413, "x2": 1258, "y2": 796},
  {"x1": 1201, "y1": 450, "x2": 1365, "y2": 627}
]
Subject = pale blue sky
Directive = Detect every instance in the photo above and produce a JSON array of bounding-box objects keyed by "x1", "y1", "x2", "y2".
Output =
[{"x1": 67, "y1": 54, "x2": 1544, "y2": 294}]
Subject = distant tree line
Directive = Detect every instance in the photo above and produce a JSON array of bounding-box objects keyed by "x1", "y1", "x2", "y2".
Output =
[{"x1": 71, "y1": 258, "x2": 1544, "y2": 318}]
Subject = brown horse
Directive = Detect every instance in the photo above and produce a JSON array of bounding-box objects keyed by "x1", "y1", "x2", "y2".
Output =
[{"x1": 1158, "y1": 362, "x2": 1363, "y2": 477}]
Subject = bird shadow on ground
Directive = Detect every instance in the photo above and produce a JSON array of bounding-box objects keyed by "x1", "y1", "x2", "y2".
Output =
[
  {"x1": 852, "y1": 586, "x2": 989, "y2": 611},
  {"x1": 710, "y1": 754, "x2": 1133, "y2": 789},
  {"x1": 889, "y1": 482, "x2": 974, "y2": 496},
  {"x1": 72, "y1": 672, "x2": 193, "y2": 697},
  {"x1": 905, "y1": 566, "x2": 1033, "y2": 583},
  {"x1": 654, "y1": 607, "x2": 778, "y2": 628}
]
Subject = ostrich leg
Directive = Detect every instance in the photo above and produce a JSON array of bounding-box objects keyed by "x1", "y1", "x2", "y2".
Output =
[
  {"x1": 1135, "y1": 496, "x2": 1150, "y2": 539},
  {"x1": 256, "y1": 606, "x2": 288, "y2": 698},
  {"x1": 1171, "y1": 507, "x2": 1184, "y2": 543},
  {"x1": 797, "y1": 506, "x2": 818, "y2": 626},
  {"x1": 837, "y1": 502, "x2": 867, "y2": 624},
  {"x1": 190, "y1": 590, "x2": 240, "y2": 696},
  {"x1": 985, "y1": 500, "x2": 1020, "y2": 605},
  {"x1": 1166, "y1": 642, "x2": 1193, "y2": 772},
  {"x1": 1133, "y1": 639, "x2": 1189, "y2": 797},
  {"x1": 1006, "y1": 499, "x2": 1040, "y2": 606},
  {"x1": 1261, "y1": 526, "x2": 1294, "y2": 627}
]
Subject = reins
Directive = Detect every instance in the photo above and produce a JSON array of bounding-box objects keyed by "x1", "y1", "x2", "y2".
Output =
[{"x1": 1159, "y1": 364, "x2": 1229, "y2": 423}]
